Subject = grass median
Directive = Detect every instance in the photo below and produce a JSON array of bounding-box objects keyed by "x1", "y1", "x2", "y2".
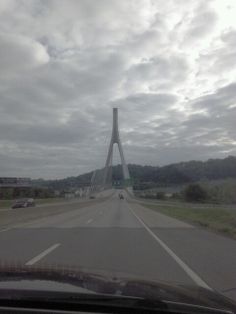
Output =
[{"x1": 140, "y1": 201, "x2": 236, "y2": 239}]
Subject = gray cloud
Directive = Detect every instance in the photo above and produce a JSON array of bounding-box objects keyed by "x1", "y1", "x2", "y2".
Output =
[
  {"x1": 126, "y1": 55, "x2": 189, "y2": 92},
  {"x1": 0, "y1": 33, "x2": 49, "y2": 79},
  {"x1": 192, "y1": 82, "x2": 236, "y2": 113},
  {"x1": 185, "y1": 9, "x2": 218, "y2": 40},
  {"x1": 0, "y1": 0, "x2": 235, "y2": 178},
  {"x1": 197, "y1": 29, "x2": 236, "y2": 80}
]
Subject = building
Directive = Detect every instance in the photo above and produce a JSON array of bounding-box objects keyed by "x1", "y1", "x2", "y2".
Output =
[
  {"x1": 0, "y1": 178, "x2": 32, "y2": 199},
  {"x1": 0, "y1": 177, "x2": 31, "y2": 188}
]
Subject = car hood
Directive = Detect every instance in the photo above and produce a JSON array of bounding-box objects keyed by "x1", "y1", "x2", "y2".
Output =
[{"x1": 0, "y1": 266, "x2": 235, "y2": 312}]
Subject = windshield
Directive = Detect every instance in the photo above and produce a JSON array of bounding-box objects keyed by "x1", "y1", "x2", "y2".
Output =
[{"x1": 0, "y1": 0, "x2": 236, "y2": 307}]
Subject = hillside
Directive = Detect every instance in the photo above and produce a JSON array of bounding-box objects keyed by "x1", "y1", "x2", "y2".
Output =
[
  {"x1": 33, "y1": 156, "x2": 236, "y2": 191},
  {"x1": 129, "y1": 155, "x2": 236, "y2": 189}
]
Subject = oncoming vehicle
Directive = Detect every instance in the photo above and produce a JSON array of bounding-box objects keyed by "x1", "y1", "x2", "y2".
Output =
[{"x1": 11, "y1": 198, "x2": 35, "y2": 209}]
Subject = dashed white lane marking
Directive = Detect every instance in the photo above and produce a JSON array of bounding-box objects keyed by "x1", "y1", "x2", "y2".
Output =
[
  {"x1": 0, "y1": 228, "x2": 11, "y2": 233},
  {"x1": 86, "y1": 219, "x2": 93, "y2": 224},
  {"x1": 127, "y1": 202, "x2": 212, "y2": 290},
  {"x1": 25, "y1": 243, "x2": 60, "y2": 266}
]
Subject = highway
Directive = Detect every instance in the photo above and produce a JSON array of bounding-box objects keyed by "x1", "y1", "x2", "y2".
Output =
[{"x1": 0, "y1": 191, "x2": 236, "y2": 301}]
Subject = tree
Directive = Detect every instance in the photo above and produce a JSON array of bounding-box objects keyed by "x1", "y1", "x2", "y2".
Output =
[
  {"x1": 156, "y1": 192, "x2": 165, "y2": 200},
  {"x1": 184, "y1": 184, "x2": 208, "y2": 202}
]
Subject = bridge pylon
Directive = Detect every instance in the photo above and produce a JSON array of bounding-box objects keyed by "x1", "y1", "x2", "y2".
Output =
[{"x1": 103, "y1": 108, "x2": 131, "y2": 189}]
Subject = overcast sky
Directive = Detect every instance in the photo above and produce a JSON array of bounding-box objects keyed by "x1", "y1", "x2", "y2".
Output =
[{"x1": 0, "y1": 0, "x2": 236, "y2": 179}]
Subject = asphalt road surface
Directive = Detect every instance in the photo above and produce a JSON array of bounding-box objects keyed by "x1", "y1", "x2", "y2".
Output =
[{"x1": 0, "y1": 191, "x2": 236, "y2": 301}]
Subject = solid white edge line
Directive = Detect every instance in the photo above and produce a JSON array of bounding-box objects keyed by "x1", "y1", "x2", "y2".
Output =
[
  {"x1": 126, "y1": 201, "x2": 212, "y2": 290},
  {"x1": 25, "y1": 243, "x2": 60, "y2": 266}
]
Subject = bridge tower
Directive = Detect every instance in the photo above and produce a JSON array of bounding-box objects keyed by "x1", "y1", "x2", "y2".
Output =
[{"x1": 103, "y1": 108, "x2": 130, "y2": 187}]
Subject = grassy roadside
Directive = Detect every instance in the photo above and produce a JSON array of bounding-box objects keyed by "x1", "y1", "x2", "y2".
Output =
[
  {"x1": 140, "y1": 201, "x2": 236, "y2": 239},
  {"x1": 0, "y1": 198, "x2": 65, "y2": 209},
  {"x1": 0, "y1": 200, "x2": 12, "y2": 209}
]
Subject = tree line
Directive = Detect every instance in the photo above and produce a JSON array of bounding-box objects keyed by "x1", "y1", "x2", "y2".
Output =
[
  {"x1": 33, "y1": 155, "x2": 236, "y2": 191},
  {"x1": 0, "y1": 187, "x2": 55, "y2": 200}
]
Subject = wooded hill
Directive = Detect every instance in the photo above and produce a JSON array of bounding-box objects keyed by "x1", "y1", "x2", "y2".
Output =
[{"x1": 33, "y1": 156, "x2": 236, "y2": 191}]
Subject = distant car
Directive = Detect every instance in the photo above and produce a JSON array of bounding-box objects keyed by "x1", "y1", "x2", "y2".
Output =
[
  {"x1": 119, "y1": 193, "x2": 124, "y2": 200},
  {"x1": 11, "y1": 198, "x2": 35, "y2": 209},
  {"x1": 89, "y1": 195, "x2": 95, "y2": 199}
]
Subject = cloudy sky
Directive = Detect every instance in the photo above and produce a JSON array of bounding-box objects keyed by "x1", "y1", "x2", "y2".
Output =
[{"x1": 0, "y1": 0, "x2": 236, "y2": 179}]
